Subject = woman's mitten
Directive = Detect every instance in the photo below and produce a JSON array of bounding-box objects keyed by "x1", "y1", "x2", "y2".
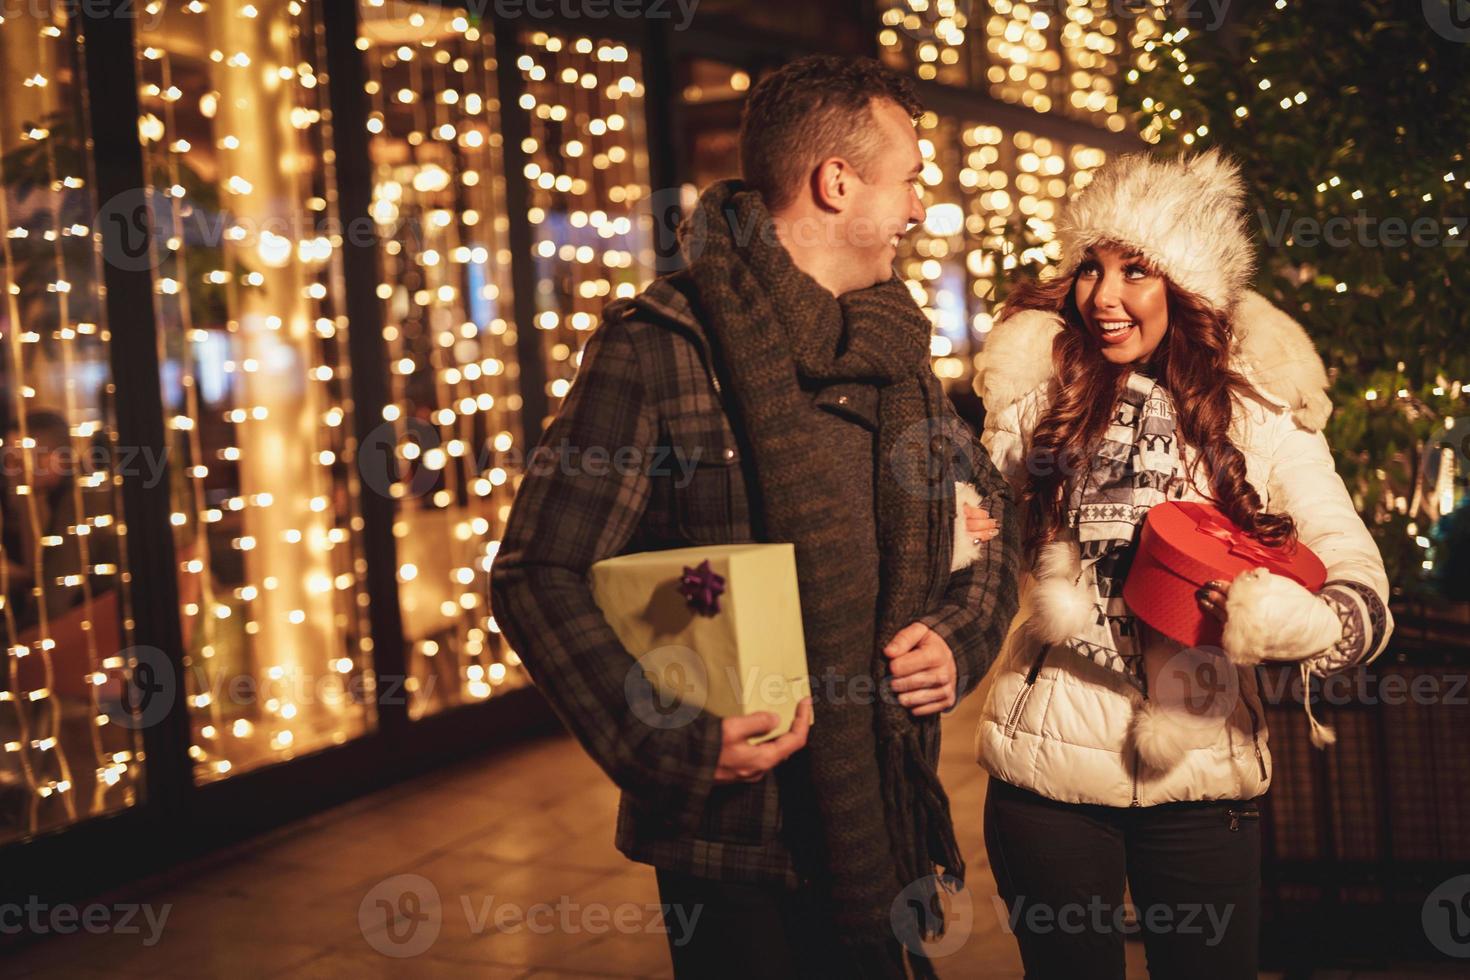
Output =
[{"x1": 1221, "y1": 567, "x2": 1343, "y2": 666}]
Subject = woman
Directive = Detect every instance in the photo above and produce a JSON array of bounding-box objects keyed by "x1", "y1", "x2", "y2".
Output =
[{"x1": 960, "y1": 149, "x2": 1391, "y2": 978}]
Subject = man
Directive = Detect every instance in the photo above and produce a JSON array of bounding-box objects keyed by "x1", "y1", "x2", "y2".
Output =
[{"x1": 491, "y1": 55, "x2": 1019, "y2": 979}]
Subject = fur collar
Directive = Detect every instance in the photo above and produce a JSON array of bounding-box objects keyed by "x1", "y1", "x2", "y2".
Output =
[{"x1": 975, "y1": 291, "x2": 1332, "y2": 431}]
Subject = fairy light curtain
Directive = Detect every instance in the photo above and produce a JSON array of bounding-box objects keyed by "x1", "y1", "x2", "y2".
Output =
[
  {"x1": 899, "y1": 110, "x2": 1107, "y2": 381},
  {"x1": 873, "y1": 2, "x2": 1130, "y2": 385},
  {"x1": 133, "y1": 0, "x2": 374, "y2": 783},
  {"x1": 0, "y1": 5, "x2": 142, "y2": 847},
  {"x1": 357, "y1": 0, "x2": 528, "y2": 715},
  {"x1": 514, "y1": 30, "x2": 654, "y2": 424},
  {"x1": 878, "y1": 0, "x2": 1165, "y2": 134}
]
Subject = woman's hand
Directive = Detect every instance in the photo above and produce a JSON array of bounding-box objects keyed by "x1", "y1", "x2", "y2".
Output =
[
  {"x1": 963, "y1": 504, "x2": 999, "y2": 544},
  {"x1": 1196, "y1": 570, "x2": 1345, "y2": 665},
  {"x1": 1195, "y1": 579, "x2": 1231, "y2": 622}
]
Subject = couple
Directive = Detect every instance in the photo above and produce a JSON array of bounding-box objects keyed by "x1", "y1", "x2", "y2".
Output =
[{"x1": 490, "y1": 55, "x2": 1391, "y2": 979}]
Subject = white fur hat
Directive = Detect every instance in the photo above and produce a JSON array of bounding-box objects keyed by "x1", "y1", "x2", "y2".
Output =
[{"x1": 1055, "y1": 148, "x2": 1255, "y2": 317}]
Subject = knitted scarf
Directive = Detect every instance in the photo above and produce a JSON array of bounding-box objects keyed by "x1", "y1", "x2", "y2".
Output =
[
  {"x1": 681, "y1": 180, "x2": 962, "y2": 977},
  {"x1": 1065, "y1": 372, "x2": 1183, "y2": 687}
]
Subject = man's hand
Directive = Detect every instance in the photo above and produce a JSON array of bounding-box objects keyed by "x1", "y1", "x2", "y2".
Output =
[
  {"x1": 714, "y1": 697, "x2": 813, "y2": 783},
  {"x1": 884, "y1": 622, "x2": 958, "y2": 716}
]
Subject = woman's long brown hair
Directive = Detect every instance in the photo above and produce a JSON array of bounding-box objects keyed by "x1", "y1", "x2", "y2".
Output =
[{"x1": 1002, "y1": 262, "x2": 1295, "y2": 552}]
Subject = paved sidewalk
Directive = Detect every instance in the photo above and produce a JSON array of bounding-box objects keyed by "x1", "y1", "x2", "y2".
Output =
[{"x1": 8, "y1": 693, "x2": 1128, "y2": 979}]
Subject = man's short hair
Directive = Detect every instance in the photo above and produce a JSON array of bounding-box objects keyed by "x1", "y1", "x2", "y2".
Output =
[{"x1": 738, "y1": 54, "x2": 924, "y2": 211}]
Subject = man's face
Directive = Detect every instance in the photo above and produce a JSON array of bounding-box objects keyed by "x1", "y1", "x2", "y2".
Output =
[{"x1": 845, "y1": 99, "x2": 926, "y2": 289}]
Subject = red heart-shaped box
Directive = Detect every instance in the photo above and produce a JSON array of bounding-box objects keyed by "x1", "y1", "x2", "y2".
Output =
[{"x1": 1123, "y1": 500, "x2": 1326, "y2": 648}]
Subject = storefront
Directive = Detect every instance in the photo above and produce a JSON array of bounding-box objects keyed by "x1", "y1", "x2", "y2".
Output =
[{"x1": 0, "y1": 0, "x2": 1157, "y2": 906}]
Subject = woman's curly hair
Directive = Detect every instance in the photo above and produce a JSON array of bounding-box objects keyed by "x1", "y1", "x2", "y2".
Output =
[{"x1": 1002, "y1": 261, "x2": 1295, "y2": 552}]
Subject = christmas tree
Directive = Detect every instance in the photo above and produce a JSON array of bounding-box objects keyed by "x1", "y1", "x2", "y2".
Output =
[{"x1": 1122, "y1": 0, "x2": 1470, "y2": 597}]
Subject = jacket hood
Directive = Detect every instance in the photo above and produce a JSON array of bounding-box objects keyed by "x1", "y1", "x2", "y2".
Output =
[{"x1": 975, "y1": 291, "x2": 1333, "y2": 432}]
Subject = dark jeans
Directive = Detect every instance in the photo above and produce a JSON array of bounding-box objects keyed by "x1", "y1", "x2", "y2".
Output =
[
  {"x1": 984, "y1": 777, "x2": 1261, "y2": 980},
  {"x1": 653, "y1": 867, "x2": 906, "y2": 979}
]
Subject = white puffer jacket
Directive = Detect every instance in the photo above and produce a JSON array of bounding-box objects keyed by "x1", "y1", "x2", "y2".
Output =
[{"x1": 972, "y1": 292, "x2": 1393, "y2": 807}]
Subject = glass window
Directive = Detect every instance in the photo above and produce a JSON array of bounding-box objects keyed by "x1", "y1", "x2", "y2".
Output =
[
  {"x1": 897, "y1": 111, "x2": 1107, "y2": 387},
  {"x1": 358, "y1": 1, "x2": 529, "y2": 716},
  {"x1": 676, "y1": 57, "x2": 750, "y2": 191},
  {"x1": 690, "y1": 0, "x2": 872, "y2": 51},
  {"x1": 0, "y1": 7, "x2": 141, "y2": 844},
  {"x1": 514, "y1": 29, "x2": 654, "y2": 421},
  {"x1": 134, "y1": 0, "x2": 374, "y2": 782},
  {"x1": 877, "y1": 0, "x2": 1166, "y2": 133}
]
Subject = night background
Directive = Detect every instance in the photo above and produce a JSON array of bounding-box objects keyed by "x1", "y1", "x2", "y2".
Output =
[{"x1": 0, "y1": 0, "x2": 1466, "y2": 976}]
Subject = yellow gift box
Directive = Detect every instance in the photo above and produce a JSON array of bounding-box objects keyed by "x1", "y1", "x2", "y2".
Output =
[{"x1": 589, "y1": 543, "x2": 811, "y2": 744}]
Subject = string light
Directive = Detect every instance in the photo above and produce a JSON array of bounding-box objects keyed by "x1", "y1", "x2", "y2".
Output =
[
  {"x1": 0, "y1": 7, "x2": 141, "y2": 843},
  {"x1": 896, "y1": 112, "x2": 1106, "y2": 381},
  {"x1": 878, "y1": 0, "x2": 1164, "y2": 131},
  {"x1": 516, "y1": 30, "x2": 653, "y2": 419},
  {"x1": 360, "y1": 2, "x2": 527, "y2": 715},
  {"x1": 878, "y1": 0, "x2": 969, "y2": 83},
  {"x1": 135, "y1": 0, "x2": 371, "y2": 781}
]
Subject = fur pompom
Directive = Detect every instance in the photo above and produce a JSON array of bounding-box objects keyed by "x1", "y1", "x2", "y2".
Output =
[
  {"x1": 1129, "y1": 697, "x2": 1194, "y2": 773},
  {"x1": 1309, "y1": 721, "x2": 1338, "y2": 748},
  {"x1": 1027, "y1": 541, "x2": 1094, "y2": 644},
  {"x1": 950, "y1": 481, "x2": 985, "y2": 572},
  {"x1": 1222, "y1": 567, "x2": 1343, "y2": 666}
]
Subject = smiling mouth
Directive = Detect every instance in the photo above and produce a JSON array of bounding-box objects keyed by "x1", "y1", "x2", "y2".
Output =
[{"x1": 1097, "y1": 319, "x2": 1137, "y2": 345}]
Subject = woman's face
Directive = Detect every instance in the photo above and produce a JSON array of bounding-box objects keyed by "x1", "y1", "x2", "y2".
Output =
[{"x1": 1072, "y1": 244, "x2": 1169, "y2": 365}]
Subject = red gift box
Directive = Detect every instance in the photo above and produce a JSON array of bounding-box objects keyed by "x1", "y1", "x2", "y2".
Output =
[{"x1": 1123, "y1": 500, "x2": 1326, "y2": 648}]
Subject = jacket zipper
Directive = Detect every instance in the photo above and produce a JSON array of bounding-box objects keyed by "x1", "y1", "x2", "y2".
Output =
[
  {"x1": 1245, "y1": 668, "x2": 1267, "y2": 781},
  {"x1": 686, "y1": 327, "x2": 723, "y2": 396},
  {"x1": 1130, "y1": 751, "x2": 1140, "y2": 808},
  {"x1": 1003, "y1": 645, "x2": 1049, "y2": 737}
]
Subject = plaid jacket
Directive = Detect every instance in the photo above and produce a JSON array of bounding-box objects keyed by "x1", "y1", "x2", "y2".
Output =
[{"x1": 490, "y1": 271, "x2": 1021, "y2": 886}]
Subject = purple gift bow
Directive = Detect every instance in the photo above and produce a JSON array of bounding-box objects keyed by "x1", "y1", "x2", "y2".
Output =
[{"x1": 677, "y1": 559, "x2": 726, "y2": 616}]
